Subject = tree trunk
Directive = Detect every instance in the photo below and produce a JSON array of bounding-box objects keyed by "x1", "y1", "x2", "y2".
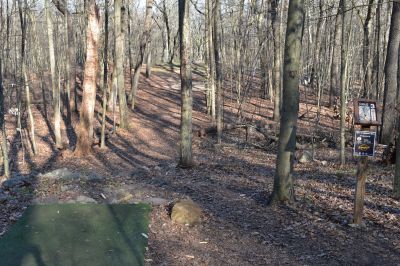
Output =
[
  {"x1": 45, "y1": 0, "x2": 62, "y2": 148},
  {"x1": 100, "y1": 0, "x2": 109, "y2": 149},
  {"x1": 381, "y1": 2, "x2": 400, "y2": 145},
  {"x1": 214, "y1": 0, "x2": 223, "y2": 143},
  {"x1": 178, "y1": 0, "x2": 193, "y2": 168},
  {"x1": 394, "y1": 121, "x2": 400, "y2": 198},
  {"x1": 129, "y1": 0, "x2": 153, "y2": 110},
  {"x1": 0, "y1": 57, "x2": 9, "y2": 177},
  {"x1": 114, "y1": 0, "x2": 128, "y2": 128},
  {"x1": 75, "y1": 0, "x2": 100, "y2": 155},
  {"x1": 18, "y1": 0, "x2": 37, "y2": 154},
  {"x1": 206, "y1": 0, "x2": 216, "y2": 120},
  {"x1": 339, "y1": 0, "x2": 347, "y2": 166},
  {"x1": 362, "y1": 0, "x2": 374, "y2": 98},
  {"x1": 329, "y1": 9, "x2": 341, "y2": 107},
  {"x1": 270, "y1": 0, "x2": 305, "y2": 204},
  {"x1": 272, "y1": 0, "x2": 281, "y2": 122}
]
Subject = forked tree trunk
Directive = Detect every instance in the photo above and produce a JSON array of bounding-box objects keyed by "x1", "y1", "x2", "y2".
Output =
[
  {"x1": 129, "y1": 0, "x2": 153, "y2": 110},
  {"x1": 75, "y1": 0, "x2": 100, "y2": 156},
  {"x1": 269, "y1": 0, "x2": 305, "y2": 204},
  {"x1": 178, "y1": 0, "x2": 193, "y2": 168}
]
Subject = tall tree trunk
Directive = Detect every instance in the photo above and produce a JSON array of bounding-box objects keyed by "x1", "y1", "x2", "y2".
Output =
[
  {"x1": 206, "y1": 0, "x2": 216, "y2": 120},
  {"x1": 372, "y1": 0, "x2": 382, "y2": 99},
  {"x1": 75, "y1": 0, "x2": 100, "y2": 155},
  {"x1": 339, "y1": 0, "x2": 347, "y2": 166},
  {"x1": 0, "y1": 57, "x2": 9, "y2": 177},
  {"x1": 362, "y1": 0, "x2": 374, "y2": 98},
  {"x1": 214, "y1": 0, "x2": 223, "y2": 143},
  {"x1": 45, "y1": 0, "x2": 62, "y2": 148},
  {"x1": 329, "y1": 8, "x2": 341, "y2": 107},
  {"x1": 129, "y1": 0, "x2": 153, "y2": 110},
  {"x1": 114, "y1": 0, "x2": 128, "y2": 128},
  {"x1": 18, "y1": 0, "x2": 37, "y2": 154},
  {"x1": 270, "y1": 0, "x2": 305, "y2": 204},
  {"x1": 272, "y1": 0, "x2": 281, "y2": 122},
  {"x1": 381, "y1": 2, "x2": 400, "y2": 145},
  {"x1": 53, "y1": 0, "x2": 76, "y2": 117},
  {"x1": 178, "y1": 0, "x2": 193, "y2": 168},
  {"x1": 100, "y1": 0, "x2": 109, "y2": 149}
]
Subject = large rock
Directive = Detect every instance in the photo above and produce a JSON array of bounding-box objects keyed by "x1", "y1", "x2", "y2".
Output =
[
  {"x1": 75, "y1": 195, "x2": 97, "y2": 204},
  {"x1": 38, "y1": 168, "x2": 80, "y2": 181},
  {"x1": 171, "y1": 199, "x2": 202, "y2": 226},
  {"x1": 299, "y1": 150, "x2": 312, "y2": 164}
]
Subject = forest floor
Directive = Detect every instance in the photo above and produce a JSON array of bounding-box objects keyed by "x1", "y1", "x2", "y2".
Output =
[{"x1": 0, "y1": 64, "x2": 399, "y2": 265}]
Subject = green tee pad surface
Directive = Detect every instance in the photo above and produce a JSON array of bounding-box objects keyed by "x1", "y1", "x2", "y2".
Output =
[{"x1": 0, "y1": 204, "x2": 151, "y2": 266}]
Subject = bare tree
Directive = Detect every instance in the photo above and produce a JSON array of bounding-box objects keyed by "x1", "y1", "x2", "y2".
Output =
[
  {"x1": 178, "y1": 0, "x2": 193, "y2": 167},
  {"x1": 75, "y1": 0, "x2": 100, "y2": 155},
  {"x1": 270, "y1": 0, "x2": 305, "y2": 204}
]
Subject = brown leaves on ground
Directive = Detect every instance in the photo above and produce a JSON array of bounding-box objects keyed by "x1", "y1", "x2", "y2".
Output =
[{"x1": 0, "y1": 64, "x2": 399, "y2": 265}]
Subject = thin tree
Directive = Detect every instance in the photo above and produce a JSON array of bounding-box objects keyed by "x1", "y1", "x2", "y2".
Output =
[
  {"x1": 269, "y1": 0, "x2": 305, "y2": 204},
  {"x1": 129, "y1": 0, "x2": 153, "y2": 109},
  {"x1": 178, "y1": 0, "x2": 193, "y2": 167},
  {"x1": 100, "y1": 0, "x2": 109, "y2": 149},
  {"x1": 214, "y1": 0, "x2": 223, "y2": 143},
  {"x1": 75, "y1": 0, "x2": 100, "y2": 155},
  {"x1": 339, "y1": 0, "x2": 347, "y2": 166},
  {"x1": 0, "y1": 57, "x2": 9, "y2": 177}
]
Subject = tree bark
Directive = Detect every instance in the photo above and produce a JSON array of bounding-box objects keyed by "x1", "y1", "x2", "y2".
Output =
[
  {"x1": 0, "y1": 57, "x2": 9, "y2": 177},
  {"x1": 272, "y1": 0, "x2": 281, "y2": 122},
  {"x1": 339, "y1": 0, "x2": 347, "y2": 166},
  {"x1": 381, "y1": 2, "x2": 400, "y2": 145},
  {"x1": 100, "y1": 0, "x2": 109, "y2": 149},
  {"x1": 178, "y1": 0, "x2": 193, "y2": 168},
  {"x1": 361, "y1": 0, "x2": 374, "y2": 98},
  {"x1": 214, "y1": 0, "x2": 223, "y2": 143},
  {"x1": 75, "y1": 0, "x2": 100, "y2": 155},
  {"x1": 114, "y1": 0, "x2": 128, "y2": 128},
  {"x1": 45, "y1": 0, "x2": 62, "y2": 148},
  {"x1": 270, "y1": 0, "x2": 305, "y2": 204}
]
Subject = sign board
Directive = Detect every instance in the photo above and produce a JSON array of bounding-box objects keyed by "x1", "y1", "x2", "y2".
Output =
[
  {"x1": 354, "y1": 131, "x2": 376, "y2": 157},
  {"x1": 353, "y1": 99, "x2": 381, "y2": 126}
]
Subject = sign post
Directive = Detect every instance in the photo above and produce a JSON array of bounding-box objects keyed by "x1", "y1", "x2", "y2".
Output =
[{"x1": 352, "y1": 99, "x2": 381, "y2": 225}]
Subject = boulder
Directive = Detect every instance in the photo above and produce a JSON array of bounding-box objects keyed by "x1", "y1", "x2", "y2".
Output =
[
  {"x1": 171, "y1": 199, "x2": 202, "y2": 226},
  {"x1": 38, "y1": 168, "x2": 80, "y2": 181},
  {"x1": 299, "y1": 150, "x2": 312, "y2": 164},
  {"x1": 76, "y1": 195, "x2": 97, "y2": 204}
]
